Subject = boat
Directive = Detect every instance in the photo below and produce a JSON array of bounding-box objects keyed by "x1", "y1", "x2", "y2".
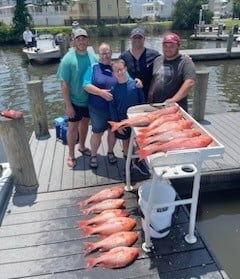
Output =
[{"x1": 22, "y1": 34, "x2": 61, "y2": 63}]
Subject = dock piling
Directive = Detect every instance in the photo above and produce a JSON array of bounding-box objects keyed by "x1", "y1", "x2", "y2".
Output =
[
  {"x1": 27, "y1": 80, "x2": 50, "y2": 140},
  {"x1": 192, "y1": 70, "x2": 209, "y2": 121},
  {"x1": 0, "y1": 116, "x2": 39, "y2": 193}
]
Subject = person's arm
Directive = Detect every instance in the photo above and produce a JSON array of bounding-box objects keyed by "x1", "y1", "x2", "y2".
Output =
[
  {"x1": 164, "y1": 79, "x2": 195, "y2": 104},
  {"x1": 84, "y1": 84, "x2": 113, "y2": 101},
  {"x1": 60, "y1": 81, "x2": 75, "y2": 119},
  {"x1": 83, "y1": 65, "x2": 113, "y2": 101}
]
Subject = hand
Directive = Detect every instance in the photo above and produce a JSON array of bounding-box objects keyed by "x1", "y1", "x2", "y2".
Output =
[
  {"x1": 135, "y1": 78, "x2": 143, "y2": 88},
  {"x1": 100, "y1": 89, "x2": 113, "y2": 101},
  {"x1": 66, "y1": 105, "x2": 75, "y2": 119}
]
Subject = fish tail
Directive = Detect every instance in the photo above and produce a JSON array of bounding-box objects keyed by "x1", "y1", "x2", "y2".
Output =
[
  {"x1": 136, "y1": 149, "x2": 152, "y2": 160},
  {"x1": 108, "y1": 121, "x2": 120, "y2": 132},
  {"x1": 77, "y1": 220, "x2": 89, "y2": 228},
  {"x1": 81, "y1": 225, "x2": 93, "y2": 236},
  {"x1": 85, "y1": 257, "x2": 98, "y2": 270},
  {"x1": 84, "y1": 242, "x2": 96, "y2": 255}
]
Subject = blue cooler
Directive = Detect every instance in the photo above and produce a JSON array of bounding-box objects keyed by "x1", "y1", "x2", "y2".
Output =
[{"x1": 54, "y1": 116, "x2": 68, "y2": 144}]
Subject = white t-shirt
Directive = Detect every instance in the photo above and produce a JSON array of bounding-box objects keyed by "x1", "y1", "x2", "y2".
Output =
[{"x1": 23, "y1": 30, "x2": 33, "y2": 42}]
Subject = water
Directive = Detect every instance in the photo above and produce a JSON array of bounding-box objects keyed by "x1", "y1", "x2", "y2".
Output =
[{"x1": 0, "y1": 35, "x2": 240, "y2": 278}]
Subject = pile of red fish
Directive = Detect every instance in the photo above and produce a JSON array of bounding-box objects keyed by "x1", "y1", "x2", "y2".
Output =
[
  {"x1": 78, "y1": 186, "x2": 139, "y2": 270},
  {"x1": 108, "y1": 104, "x2": 213, "y2": 160}
]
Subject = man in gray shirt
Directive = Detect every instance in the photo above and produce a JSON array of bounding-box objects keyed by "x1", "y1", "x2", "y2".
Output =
[{"x1": 149, "y1": 33, "x2": 196, "y2": 112}]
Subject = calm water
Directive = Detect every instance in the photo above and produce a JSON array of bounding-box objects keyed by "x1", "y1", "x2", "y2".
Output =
[{"x1": 0, "y1": 34, "x2": 240, "y2": 278}]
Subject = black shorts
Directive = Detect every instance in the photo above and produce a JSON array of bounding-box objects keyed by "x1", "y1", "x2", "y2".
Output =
[
  {"x1": 68, "y1": 103, "x2": 89, "y2": 122},
  {"x1": 114, "y1": 127, "x2": 132, "y2": 140}
]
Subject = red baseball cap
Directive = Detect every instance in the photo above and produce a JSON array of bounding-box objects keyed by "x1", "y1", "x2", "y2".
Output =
[{"x1": 163, "y1": 33, "x2": 180, "y2": 44}]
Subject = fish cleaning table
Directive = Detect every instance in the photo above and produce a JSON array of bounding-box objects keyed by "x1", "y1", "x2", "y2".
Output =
[{"x1": 125, "y1": 103, "x2": 224, "y2": 252}]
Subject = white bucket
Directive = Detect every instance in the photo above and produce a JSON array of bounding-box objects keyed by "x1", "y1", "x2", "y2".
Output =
[{"x1": 138, "y1": 181, "x2": 176, "y2": 238}]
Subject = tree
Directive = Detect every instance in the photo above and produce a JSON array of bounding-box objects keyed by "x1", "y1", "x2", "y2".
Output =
[
  {"x1": 233, "y1": 0, "x2": 240, "y2": 19},
  {"x1": 172, "y1": 0, "x2": 212, "y2": 30},
  {"x1": 11, "y1": 0, "x2": 33, "y2": 42}
]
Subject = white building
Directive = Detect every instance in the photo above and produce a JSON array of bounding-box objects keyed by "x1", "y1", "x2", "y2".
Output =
[{"x1": 129, "y1": 0, "x2": 176, "y2": 20}]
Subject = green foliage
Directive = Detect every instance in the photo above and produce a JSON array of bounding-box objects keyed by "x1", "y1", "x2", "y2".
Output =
[
  {"x1": 11, "y1": 0, "x2": 33, "y2": 42},
  {"x1": 172, "y1": 0, "x2": 210, "y2": 30},
  {"x1": 233, "y1": 0, "x2": 240, "y2": 18}
]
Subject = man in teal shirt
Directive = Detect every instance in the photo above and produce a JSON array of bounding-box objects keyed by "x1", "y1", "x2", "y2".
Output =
[{"x1": 57, "y1": 28, "x2": 97, "y2": 168}]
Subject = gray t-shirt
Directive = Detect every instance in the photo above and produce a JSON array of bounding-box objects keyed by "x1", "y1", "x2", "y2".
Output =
[{"x1": 151, "y1": 54, "x2": 196, "y2": 111}]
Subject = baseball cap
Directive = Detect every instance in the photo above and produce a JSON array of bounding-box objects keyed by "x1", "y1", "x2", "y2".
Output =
[
  {"x1": 163, "y1": 33, "x2": 180, "y2": 44},
  {"x1": 73, "y1": 28, "x2": 88, "y2": 39},
  {"x1": 130, "y1": 27, "x2": 145, "y2": 38}
]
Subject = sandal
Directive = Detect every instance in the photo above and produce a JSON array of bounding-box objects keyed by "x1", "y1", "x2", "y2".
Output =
[
  {"x1": 67, "y1": 158, "x2": 77, "y2": 169},
  {"x1": 78, "y1": 148, "x2": 91, "y2": 156},
  {"x1": 89, "y1": 156, "x2": 98, "y2": 169},
  {"x1": 107, "y1": 152, "x2": 117, "y2": 164}
]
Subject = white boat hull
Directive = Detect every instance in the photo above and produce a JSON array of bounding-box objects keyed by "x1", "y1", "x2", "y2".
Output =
[
  {"x1": 23, "y1": 47, "x2": 61, "y2": 62},
  {"x1": 22, "y1": 35, "x2": 61, "y2": 63}
]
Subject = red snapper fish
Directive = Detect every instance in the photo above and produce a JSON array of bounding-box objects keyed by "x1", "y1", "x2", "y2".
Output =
[
  {"x1": 138, "y1": 112, "x2": 183, "y2": 133},
  {"x1": 108, "y1": 104, "x2": 180, "y2": 132},
  {"x1": 77, "y1": 209, "x2": 130, "y2": 227},
  {"x1": 137, "y1": 128, "x2": 202, "y2": 148},
  {"x1": 83, "y1": 231, "x2": 138, "y2": 254},
  {"x1": 79, "y1": 186, "x2": 124, "y2": 209},
  {"x1": 85, "y1": 246, "x2": 139, "y2": 269},
  {"x1": 1, "y1": 110, "x2": 24, "y2": 119},
  {"x1": 137, "y1": 119, "x2": 193, "y2": 139},
  {"x1": 81, "y1": 217, "x2": 136, "y2": 236},
  {"x1": 81, "y1": 199, "x2": 125, "y2": 216},
  {"x1": 137, "y1": 135, "x2": 213, "y2": 159}
]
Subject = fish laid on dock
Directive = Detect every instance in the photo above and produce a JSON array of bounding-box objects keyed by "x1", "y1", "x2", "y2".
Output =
[
  {"x1": 81, "y1": 217, "x2": 136, "y2": 236},
  {"x1": 81, "y1": 198, "x2": 125, "y2": 215},
  {"x1": 85, "y1": 246, "x2": 139, "y2": 269},
  {"x1": 83, "y1": 231, "x2": 138, "y2": 254},
  {"x1": 77, "y1": 209, "x2": 130, "y2": 227},
  {"x1": 79, "y1": 186, "x2": 124, "y2": 209}
]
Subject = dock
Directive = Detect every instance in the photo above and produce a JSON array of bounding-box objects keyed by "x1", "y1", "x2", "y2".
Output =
[{"x1": 0, "y1": 111, "x2": 239, "y2": 278}]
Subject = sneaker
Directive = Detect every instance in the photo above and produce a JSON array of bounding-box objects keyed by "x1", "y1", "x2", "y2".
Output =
[{"x1": 132, "y1": 159, "x2": 150, "y2": 176}]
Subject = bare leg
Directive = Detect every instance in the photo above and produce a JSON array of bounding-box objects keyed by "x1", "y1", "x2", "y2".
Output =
[
  {"x1": 90, "y1": 132, "x2": 103, "y2": 157},
  {"x1": 78, "y1": 117, "x2": 90, "y2": 151},
  {"x1": 122, "y1": 139, "x2": 130, "y2": 157},
  {"x1": 67, "y1": 121, "x2": 79, "y2": 159},
  {"x1": 107, "y1": 129, "x2": 116, "y2": 153}
]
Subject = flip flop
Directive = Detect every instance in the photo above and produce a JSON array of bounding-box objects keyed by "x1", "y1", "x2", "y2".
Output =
[
  {"x1": 89, "y1": 156, "x2": 98, "y2": 169},
  {"x1": 78, "y1": 148, "x2": 91, "y2": 156},
  {"x1": 67, "y1": 158, "x2": 77, "y2": 169},
  {"x1": 107, "y1": 152, "x2": 117, "y2": 164}
]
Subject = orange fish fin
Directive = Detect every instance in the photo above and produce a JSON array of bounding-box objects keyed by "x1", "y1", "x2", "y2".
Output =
[
  {"x1": 108, "y1": 121, "x2": 120, "y2": 132},
  {"x1": 85, "y1": 258, "x2": 98, "y2": 270}
]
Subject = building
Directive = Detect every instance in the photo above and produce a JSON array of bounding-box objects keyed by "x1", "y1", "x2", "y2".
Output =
[
  {"x1": 129, "y1": 0, "x2": 176, "y2": 20},
  {"x1": 0, "y1": 0, "x2": 131, "y2": 26}
]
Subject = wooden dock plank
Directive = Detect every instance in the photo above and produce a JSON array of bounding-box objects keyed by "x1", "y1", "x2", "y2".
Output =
[
  {"x1": 0, "y1": 184, "x2": 224, "y2": 279},
  {"x1": 1, "y1": 112, "x2": 237, "y2": 279}
]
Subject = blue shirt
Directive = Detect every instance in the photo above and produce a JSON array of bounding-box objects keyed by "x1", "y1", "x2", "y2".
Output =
[
  {"x1": 109, "y1": 79, "x2": 145, "y2": 122},
  {"x1": 83, "y1": 63, "x2": 117, "y2": 109}
]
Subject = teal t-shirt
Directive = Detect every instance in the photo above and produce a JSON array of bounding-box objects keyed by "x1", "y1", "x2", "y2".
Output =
[{"x1": 57, "y1": 49, "x2": 97, "y2": 106}]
